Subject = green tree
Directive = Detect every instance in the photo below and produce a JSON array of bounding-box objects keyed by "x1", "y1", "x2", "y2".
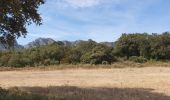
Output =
[
  {"x1": 114, "y1": 33, "x2": 150, "y2": 59},
  {"x1": 75, "y1": 39, "x2": 97, "y2": 54},
  {"x1": 0, "y1": 52, "x2": 11, "y2": 66},
  {"x1": 114, "y1": 32, "x2": 170, "y2": 60},
  {"x1": 45, "y1": 44, "x2": 64, "y2": 64},
  {"x1": 150, "y1": 32, "x2": 170, "y2": 59},
  {"x1": 68, "y1": 49, "x2": 82, "y2": 64},
  {"x1": 0, "y1": 0, "x2": 44, "y2": 47},
  {"x1": 8, "y1": 52, "x2": 24, "y2": 67},
  {"x1": 80, "y1": 52, "x2": 92, "y2": 64},
  {"x1": 90, "y1": 44, "x2": 113, "y2": 64}
]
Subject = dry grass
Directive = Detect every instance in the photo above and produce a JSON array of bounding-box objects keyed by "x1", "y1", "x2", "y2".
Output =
[
  {"x1": 1, "y1": 62, "x2": 170, "y2": 99},
  {"x1": 2, "y1": 86, "x2": 170, "y2": 100},
  {"x1": 0, "y1": 61, "x2": 170, "y2": 71},
  {"x1": 1, "y1": 67, "x2": 170, "y2": 95}
]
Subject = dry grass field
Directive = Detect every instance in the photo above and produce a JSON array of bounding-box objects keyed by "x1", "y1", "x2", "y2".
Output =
[{"x1": 1, "y1": 64, "x2": 170, "y2": 99}]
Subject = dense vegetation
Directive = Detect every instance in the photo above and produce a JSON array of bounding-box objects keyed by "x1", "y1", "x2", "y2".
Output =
[
  {"x1": 0, "y1": 32, "x2": 169, "y2": 67},
  {"x1": 0, "y1": 39, "x2": 115, "y2": 67},
  {"x1": 114, "y1": 32, "x2": 170, "y2": 60}
]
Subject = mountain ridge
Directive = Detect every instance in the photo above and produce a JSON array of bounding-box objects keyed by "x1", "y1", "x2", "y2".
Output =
[
  {"x1": 0, "y1": 38, "x2": 115, "y2": 50},
  {"x1": 23, "y1": 38, "x2": 115, "y2": 48}
]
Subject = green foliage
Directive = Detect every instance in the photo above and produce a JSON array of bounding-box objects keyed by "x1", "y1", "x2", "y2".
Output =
[
  {"x1": 50, "y1": 60, "x2": 60, "y2": 65},
  {"x1": 102, "y1": 61, "x2": 109, "y2": 65},
  {"x1": 90, "y1": 44, "x2": 114, "y2": 64},
  {"x1": 149, "y1": 32, "x2": 170, "y2": 59},
  {"x1": 114, "y1": 32, "x2": 170, "y2": 60},
  {"x1": 68, "y1": 49, "x2": 82, "y2": 64},
  {"x1": 80, "y1": 52, "x2": 92, "y2": 64},
  {"x1": 0, "y1": 53, "x2": 11, "y2": 66},
  {"x1": 43, "y1": 59, "x2": 51, "y2": 66},
  {"x1": 21, "y1": 57, "x2": 33, "y2": 67},
  {"x1": 0, "y1": 0, "x2": 44, "y2": 47},
  {"x1": 0, "y1": 32, "x2": 169, "y2": 68},
  {"x1": 8, "y1": 56, "x2": 22, "y2": 67},
  {"x1": 129, "y1": 56, "x2": 147, "y2": 63},
  {"x1": 0, "y1": 40, "x2": 116, "y2": 67},
  {"x1": 114, "y1": 33, "x2": 149, "y2": 58}
]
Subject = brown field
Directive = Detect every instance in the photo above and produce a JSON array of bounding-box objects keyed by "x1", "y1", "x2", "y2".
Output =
[{"x1": 1, "y1": 66, "x2": 170, "y2": 99}]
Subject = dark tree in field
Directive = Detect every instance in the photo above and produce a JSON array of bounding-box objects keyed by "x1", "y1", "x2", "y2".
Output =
[{"x1": 0, "y1": 0, "x2": 44, "y2": 48}]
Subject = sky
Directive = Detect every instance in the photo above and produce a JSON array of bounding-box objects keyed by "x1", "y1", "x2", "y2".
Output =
[{"x1": 18, "y1": 0, "x2": 170, "y2": 45}]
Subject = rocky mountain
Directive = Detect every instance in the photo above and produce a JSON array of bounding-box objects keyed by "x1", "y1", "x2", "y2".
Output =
[
  {"x1": 100, "y1": 42, "x2": 115, "y2": 47},
  {"x1": 24, "y1": 38, "x2": 56, "y2": 48},
  {"x1": 0, "y1": 38, "x2": 115, "y2": 50},
  {"x1": 62, "y1": 40, "x2": 74, "y2": 46},
  {"x1": 24, "y1": 38, "x2": 85, "y2": 48},
  {"x1": 62, "y1": 40, "x2": 86, "y2": 46},
  {"x1": 21, "y1": 38, "x2": 115, "y2": 49}
]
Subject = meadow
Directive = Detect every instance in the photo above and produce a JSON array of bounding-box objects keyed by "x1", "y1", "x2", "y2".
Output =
[{"x1": 1, "y1": 62, "x2": 170, "y2": 100}]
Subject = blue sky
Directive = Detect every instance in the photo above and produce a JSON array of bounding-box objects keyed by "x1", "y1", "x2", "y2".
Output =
[{"x1": 18, "y1": 0, "x2": 170, "y2": 45}]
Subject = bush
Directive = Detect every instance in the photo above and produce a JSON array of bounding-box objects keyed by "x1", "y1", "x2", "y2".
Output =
[
  {"x1": 50, "y1": 60, "x2": 60, "y2": 65},
  {"x1": 80, "y1": 52, "x2": 92, "y2": 64},
  {"x1": 43, "y1": 59, "x2": 60, "y2": 66},
  {"x1": 102, "y1": 61, "x2": 109, "y2": 65},
  {"x1": 129, "y1": 56, "x2": 147, "y2": 63},
  {"x1": 90, "y1": 59, "x2": 98, "y2": 65},
  {"x1": 21, "y1": 58, "x2": 34, "y2": 67},
  {"x1": 43, "y1": 59, "x2": 51, "y2": 66},
  {"x1": 8, "y1": 55, "x2": 24, "y2": 67},
  {"x1": 0, "y1": 55, "x2": 10, "y2": 67}
]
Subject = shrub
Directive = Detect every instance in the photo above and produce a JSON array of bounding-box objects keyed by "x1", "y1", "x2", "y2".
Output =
[
  {"x1": 80, "y1": 53, "x2": 91, "y2": 64},
  {"x1": 0, "y1": 55, "x2": 11, "y2": 67},
  {"x1": 21, "y1": 57, "x2": 34, "y2": 67},
  {"x1": 43, "y1": 59, "x2": 51, "y2": 66},
  {"x1": 129, "y1": 56, "x2": 147, "y2": 63},
  {"x1": 8, "y1": 55, "x2": 24, "y2": 67},
  {"x1": 102, "y1": 61, "x2": 109, "y2": 65},
  {"x1": 90, "y1": 59, "x2": 98, "y2": 65},
  {"x1": 50, "y1": 60, "x2": 60, "y2": 65}
]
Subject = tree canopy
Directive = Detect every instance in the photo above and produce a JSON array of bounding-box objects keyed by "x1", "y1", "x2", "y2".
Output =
[
  {"x1": 114, "y1": 32, "x2": 170, "y2": 60},
  {"x1": 0, "y1": 32, "x2": 169, "y2": 67},
  {"x1": 0, "y1": 0, "x2": 44, "y2": 48}
]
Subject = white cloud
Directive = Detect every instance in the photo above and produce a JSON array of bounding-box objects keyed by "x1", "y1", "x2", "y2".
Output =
[{"x1": 62, "y1": 0, "x2": 121, "y2": 8}]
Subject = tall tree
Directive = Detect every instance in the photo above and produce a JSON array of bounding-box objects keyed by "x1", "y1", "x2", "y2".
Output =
[{"x1": 0, "y1": 0, "x2": 44, "y2": 48}]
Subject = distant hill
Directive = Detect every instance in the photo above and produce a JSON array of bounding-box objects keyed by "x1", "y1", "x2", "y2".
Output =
[
  {"x1": 100, "y1": 42, "x2": 115, "y2": 47},
  {"x1": 21, "y1": 38, "x2": 115, "y2": 49},
  {"x1": 62, "y1": 40, "x2": 74, "y2": 46},
  {"x1": 24, "y1": 38, "x2": 56, "y2": 48}
]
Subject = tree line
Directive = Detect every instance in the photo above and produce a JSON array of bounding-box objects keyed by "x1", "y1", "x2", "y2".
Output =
[
  {"x1": 0, "y1": 32, "x2": 169, "y2": 67},
  {"x1": 114, "y1": 32, "x2": 170, "y2": 60}
]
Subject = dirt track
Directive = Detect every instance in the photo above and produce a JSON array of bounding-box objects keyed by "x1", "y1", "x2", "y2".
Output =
[{"x1": 1, "y1": 67, "x2": 170, "y2": 95}]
